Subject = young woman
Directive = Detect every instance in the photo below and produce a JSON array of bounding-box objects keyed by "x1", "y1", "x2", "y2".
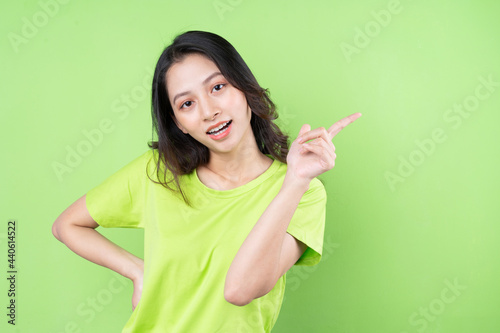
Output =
[{"x1": 52, "y1": 30, "x2": 361, "y2": 332}]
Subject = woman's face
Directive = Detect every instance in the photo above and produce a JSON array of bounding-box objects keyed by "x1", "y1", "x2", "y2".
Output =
[{"x1": 166, "y1": 53, "x2": 253, "y2": 155}]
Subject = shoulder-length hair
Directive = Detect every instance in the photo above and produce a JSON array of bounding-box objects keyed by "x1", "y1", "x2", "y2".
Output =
[{"x1": 147, "y1": 30, "x2": 289, "y2": 205}]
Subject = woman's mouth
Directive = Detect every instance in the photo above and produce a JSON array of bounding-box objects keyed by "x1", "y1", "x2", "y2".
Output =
[{"x1": 206, "y1": 120, "x2": 232, "y2": 140}]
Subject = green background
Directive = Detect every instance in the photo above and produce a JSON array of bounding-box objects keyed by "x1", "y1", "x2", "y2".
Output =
[{"x1": 1, "y1": 0, "x2": 499, "y2": 332}]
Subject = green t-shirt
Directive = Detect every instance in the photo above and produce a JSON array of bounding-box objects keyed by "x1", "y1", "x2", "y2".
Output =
[{"x1": 86, "y1": 149, "x2": 327, "y2": 332}]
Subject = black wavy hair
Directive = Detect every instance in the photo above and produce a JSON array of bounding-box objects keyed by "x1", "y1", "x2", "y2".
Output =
[{"x1": 147, "y1": 30, "x2": 289, "y2": 205}]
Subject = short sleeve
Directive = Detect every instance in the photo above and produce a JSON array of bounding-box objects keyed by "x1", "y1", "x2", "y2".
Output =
[
  {"x1": 85, "y1": 150, "x2": 153, "y2": 229},
  {"x1": 286, "y1": 177, "x2": 327, "y2": 266}
]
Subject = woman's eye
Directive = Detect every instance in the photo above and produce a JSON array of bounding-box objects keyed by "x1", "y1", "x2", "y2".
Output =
[
  {"x1": 213, "y1": 84, "x2": 225, "y2": 92},
  {"x1": 180, "y1": 101, "x2": 192, "y2": 109}
]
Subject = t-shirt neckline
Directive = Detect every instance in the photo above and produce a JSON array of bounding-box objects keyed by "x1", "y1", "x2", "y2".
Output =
[{"x1": 192, "y1": 155, "x2": 281, "y2": 198}]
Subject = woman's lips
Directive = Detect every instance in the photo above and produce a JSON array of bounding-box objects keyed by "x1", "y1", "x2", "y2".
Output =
[
  {"x1": 207, "y1": 120, "x2": 232, "y2": 140},
  {"x1": 206, "y1": 120, "x2": 232, "y2": 134}
]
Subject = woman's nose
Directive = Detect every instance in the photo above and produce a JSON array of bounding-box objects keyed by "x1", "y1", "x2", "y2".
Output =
[{"x1": 199, "y1": 97, "x2": 220, "y2": 120}]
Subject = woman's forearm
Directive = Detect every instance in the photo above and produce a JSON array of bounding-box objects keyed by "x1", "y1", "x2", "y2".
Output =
[
  {"x1": 55, "y1": 224, "x2": 143, "y2": 282},
  {"x1": 225, "y1": 175, "x2": 309, "y2": 305}
]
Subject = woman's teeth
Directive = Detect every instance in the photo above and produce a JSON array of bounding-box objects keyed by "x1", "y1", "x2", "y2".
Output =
[
  {"x1": 207, "y1": 120, "x2": 231, "y2": 135},
  {"x1": 211, "y1": 125, "x2": 229, "y2": 136}
]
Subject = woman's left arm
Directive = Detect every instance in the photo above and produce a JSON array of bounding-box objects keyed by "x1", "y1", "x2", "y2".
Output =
[{"x1": 224, "y1": 113, "x2": 362, "y2": 306}]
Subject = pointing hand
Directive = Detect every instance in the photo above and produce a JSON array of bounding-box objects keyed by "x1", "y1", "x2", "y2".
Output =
[{"x1": 286, "y1": 112, "x2": 362, "y2": 186}]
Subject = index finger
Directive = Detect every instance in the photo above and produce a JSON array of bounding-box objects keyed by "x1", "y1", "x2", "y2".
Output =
[{"x1": 328, "y1": 112, "x2": 362, "y2": 139}]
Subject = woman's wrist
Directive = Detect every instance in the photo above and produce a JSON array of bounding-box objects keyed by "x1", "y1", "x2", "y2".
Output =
[
  {"x1": 128, "y1": 256, "x2": 144, "y2": 282},
  {"x1": 283, "y1": 171, "x2": 311, "y2": 194}
]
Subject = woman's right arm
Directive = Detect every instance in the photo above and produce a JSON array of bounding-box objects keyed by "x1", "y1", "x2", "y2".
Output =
[{"x1": 52, "y1": 194, "x2": 144, "y2": 302}]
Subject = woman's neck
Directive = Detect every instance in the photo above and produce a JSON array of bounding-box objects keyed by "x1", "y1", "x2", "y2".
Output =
[{"x1": 197, "y1": 148, "x2": 274, "y2": 191}]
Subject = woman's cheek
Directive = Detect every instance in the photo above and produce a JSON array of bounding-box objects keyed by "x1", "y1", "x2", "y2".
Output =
[{"x1": 226, "y1": 90, "x2": 246, "y2": 110}]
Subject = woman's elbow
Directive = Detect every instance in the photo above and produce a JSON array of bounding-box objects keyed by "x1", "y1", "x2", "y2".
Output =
[
  {"x1": 52, "y1": 219, "x2": 63, "y2": 241},
  {"x1": 224, "y1": 286, "x2": 252, "y2": 306},
  {"x1": 224, "y1": 280, "x2": 273, "y2": 306}
]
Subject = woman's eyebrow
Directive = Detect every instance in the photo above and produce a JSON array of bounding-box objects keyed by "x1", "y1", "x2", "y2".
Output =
[{"x1": 172, "y1": 72, "x2": 223, "y2": 105}]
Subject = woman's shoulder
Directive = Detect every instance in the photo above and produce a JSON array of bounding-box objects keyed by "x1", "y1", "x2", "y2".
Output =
[
  {"x1": 126, "y1": 149, "x2": 157, "y2": 172},
  {"x1": 113, "y1": 149, "x2": 165, "y2": 182}
]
